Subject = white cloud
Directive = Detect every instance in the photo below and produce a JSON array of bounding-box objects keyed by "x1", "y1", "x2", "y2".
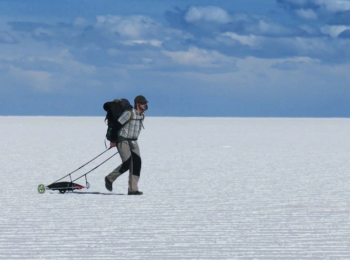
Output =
[
  {"x1": 222, "y1": 32, "x2": 258, "y2": 47},
  {"x1": 295, "y1": 9, "x2": 318, "y2": 19},
  {"x1": 119, "y1": 39, "x2": 162, "y2": 47},
  {"x1": 24, "y1": 70, "x2": 52, "y2": 91},
  {"x1": 73, "y1": 17, "x2": 89, "y2": 28},
  {"x1": 281, "y1": 0, "x2": 350, "y2": 13},
  {"x1": 271, "y1": 57, "x2": 319, "y2": 70},
  {"x1": 283, "y1": 0, "x2": 309, "y2": 4},
  {"x1": 321, "y1": 25, "x2": 350, "y2": 37},
  {"x1": 33, "y1": 27, "x2": 53, "y2": 38},
  {"x1": 163, "y1": 47, "x2": 234, "y2": 67},
  {"x1": 5, "y1": 66, "x2": 52, "y2": 92},
  {"x1": 184, "y1": 6, "x2": 231, "y2": 24},
  {"x1": 299, "y1": 24, "x2": 319, "y2": 35},
  {"x1": 257, "y1": 20, "x2": 291, "y2": 35},
  {"x1": 314, "y1": 0, "x2": 350, "y2": 13},
  {"x1": 95, "y1": 15, "x2": 160, "y2": 39},
  {"x1": 0, "y1": 31, "x2": 17, "y2": 43}
]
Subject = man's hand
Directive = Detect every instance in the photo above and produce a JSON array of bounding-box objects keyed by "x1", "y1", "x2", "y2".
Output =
[{"x1": 110, "y1": 142, "x2": 117, "y2": 148}]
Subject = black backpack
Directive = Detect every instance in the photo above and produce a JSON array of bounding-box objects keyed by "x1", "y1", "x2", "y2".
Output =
[{"x1": 103, "y1": 99, "x2": 133, "y2": 142}]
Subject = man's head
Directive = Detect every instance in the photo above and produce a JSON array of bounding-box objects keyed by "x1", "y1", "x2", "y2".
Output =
[{"x1": 134, "y1": 95, "x2": 148, "y2": 112}]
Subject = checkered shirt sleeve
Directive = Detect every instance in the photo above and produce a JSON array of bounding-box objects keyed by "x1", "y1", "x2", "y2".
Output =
[{"x1": 118, "y1": 111, "x2": 132, "y2": 125}]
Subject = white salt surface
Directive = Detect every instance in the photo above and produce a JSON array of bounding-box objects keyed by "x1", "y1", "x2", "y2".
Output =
[{"x1": 1, "y1": 116, "x2": 350, "y2": 259}]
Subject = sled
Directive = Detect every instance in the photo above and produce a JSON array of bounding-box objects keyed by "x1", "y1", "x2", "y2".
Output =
[
  {"x1": 37, "y1": 148, "x2": 118, "y2": 194},
  {"x1": 38, "y1": 182, "x2": 85, "y2": 194}
]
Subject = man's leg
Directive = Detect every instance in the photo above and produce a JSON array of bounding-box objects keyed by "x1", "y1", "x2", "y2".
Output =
[
  {"x1": 105, "y1": 141, "x2": 131, "y2": 190},
  {"x1": 128, "y1": 141, "x2": 142, "y2": 192}
]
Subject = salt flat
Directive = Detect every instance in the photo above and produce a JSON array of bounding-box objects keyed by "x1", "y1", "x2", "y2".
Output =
[{"x1": 1, "y1": 116, "x2": 350, "y2": 259}]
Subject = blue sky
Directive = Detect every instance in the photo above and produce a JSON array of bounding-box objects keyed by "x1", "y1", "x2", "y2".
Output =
[{"x1": 1, "y1": 0, "x2": 350, "y2": 117}]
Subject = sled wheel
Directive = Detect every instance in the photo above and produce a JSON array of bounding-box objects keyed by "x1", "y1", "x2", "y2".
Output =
[
  {"x1": 38, "y1": 184, "x2": 46, "y2": 194},
  {"x1": 59, "y1": 189, "x2": 66, "y2": 194}
]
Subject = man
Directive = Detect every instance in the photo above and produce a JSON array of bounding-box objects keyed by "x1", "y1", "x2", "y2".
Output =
[{"x1": 105, "y1": 95, "x2": 148, "y2": 195}]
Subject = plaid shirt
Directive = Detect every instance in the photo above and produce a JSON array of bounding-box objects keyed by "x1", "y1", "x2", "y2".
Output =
[{"x1": 118, "y1": 109, "x2": 145, "y2": 140}]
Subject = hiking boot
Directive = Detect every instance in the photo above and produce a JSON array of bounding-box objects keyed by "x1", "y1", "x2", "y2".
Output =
[
  {"x1": 105, "y1": 177, "x2": 112, "y2": 192},
  {"x1": 128, "y1": 190, "x2": 143, "y2": 195}
]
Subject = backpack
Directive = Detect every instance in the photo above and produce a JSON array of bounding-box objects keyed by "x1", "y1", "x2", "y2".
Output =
[{"x1": 103, "y1": 99, "x2": 133, "y2": 142}]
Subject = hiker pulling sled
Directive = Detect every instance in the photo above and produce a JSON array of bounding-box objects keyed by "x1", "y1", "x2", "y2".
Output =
[
  {"x1": 37, "y1": 148, "x2": 118, "y2": 194},
  {"x1": 37, "y1": 95, "x2": 147, "y2": 195},
  {"x1": 104, "y1": 95, "x2": 147, "y2": 195}
]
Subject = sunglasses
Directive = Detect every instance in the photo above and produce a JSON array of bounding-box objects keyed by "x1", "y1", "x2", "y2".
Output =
[{"x1": 139, "y1": 102, "x2": 148, "y2": 105}]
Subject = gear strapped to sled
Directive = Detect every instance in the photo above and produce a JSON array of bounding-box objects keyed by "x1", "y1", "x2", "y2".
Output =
[{"x1": 37, "y1": 148, "x2": 118, "y2": 194}]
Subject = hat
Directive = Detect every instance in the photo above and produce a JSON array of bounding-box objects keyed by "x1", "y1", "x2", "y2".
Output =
[{"x1": 134, "y1": 95, "x2": 148, "y2": 104}]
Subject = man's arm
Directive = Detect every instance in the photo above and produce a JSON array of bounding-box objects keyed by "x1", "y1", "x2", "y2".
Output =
[{"x1": 109, "y1": 111, "x2": 132, "y2": 147}]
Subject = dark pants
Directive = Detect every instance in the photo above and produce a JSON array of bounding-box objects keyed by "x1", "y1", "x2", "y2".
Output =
[{"x1": 106, "y1": 140, "x2": 141, "y2": 191}]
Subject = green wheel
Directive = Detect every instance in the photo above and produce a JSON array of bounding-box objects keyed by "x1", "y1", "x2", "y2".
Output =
[{"x1": 38, "y1": 184, "x2": 46, "y2": 194}]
